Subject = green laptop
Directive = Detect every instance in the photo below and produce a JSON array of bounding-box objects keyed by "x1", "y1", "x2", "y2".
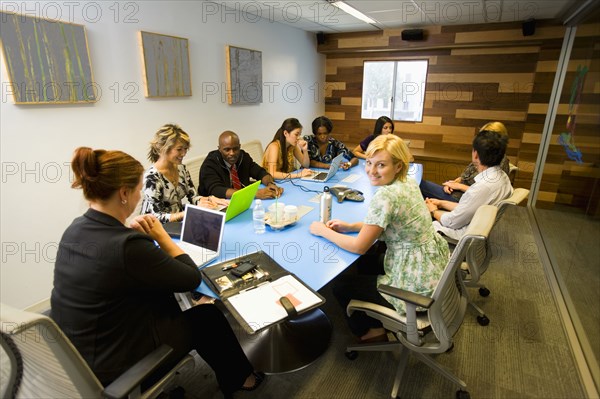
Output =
[{"x1": 224, "y1": 180, "x2": 261, "y2": 222}]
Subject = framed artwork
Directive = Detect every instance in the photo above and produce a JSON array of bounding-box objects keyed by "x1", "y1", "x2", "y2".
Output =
[
  {"x1": 139, "y1": 31, "x2": 191, "y2": 98},
  {"x1": 226, "y1": 45, "x2": 262, "y2": 105},
  {"x1": 0, "y1": 11, "x2": 97, "y2": 104}
]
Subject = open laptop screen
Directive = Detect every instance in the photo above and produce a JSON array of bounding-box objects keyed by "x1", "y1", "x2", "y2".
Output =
[{"x1": 181, "y1": 206, "x2": 223, "y2": 252}]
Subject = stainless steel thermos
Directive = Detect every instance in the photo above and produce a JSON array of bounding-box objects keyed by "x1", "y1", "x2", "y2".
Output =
[{"x1": 320, "y1": 186, "x2": 332, "y2": 223}]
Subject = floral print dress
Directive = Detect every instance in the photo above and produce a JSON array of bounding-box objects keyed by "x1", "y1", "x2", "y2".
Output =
[
  {"x1": 365, "y1": 178, "x2": 450, "y2": 313},
  {"x1": 141, "y1": 165, "x2": 200, "y2": 224}
]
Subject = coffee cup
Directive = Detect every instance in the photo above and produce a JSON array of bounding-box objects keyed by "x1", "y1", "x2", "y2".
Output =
[
  {"x1": 284, "y1": 205, "x2": 298, "y2": 222},
  {"x1": 268, "y1": 203, "x2": 285, "y2": 223}
]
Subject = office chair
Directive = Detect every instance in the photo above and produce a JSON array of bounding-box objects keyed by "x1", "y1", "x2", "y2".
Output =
[
  {"x1": 439, "y1": 188, "x2": 530, "y2": 324},
  {"x1": 494, "y1": 188, "x2": 529, "y2": 223},
  {"x1": 0, "y1": 303, "x2": 194, "y2": 399},
  {"x1": 460, "y1": 188, "x2": 530, "y2": 326},
  {"x1": 508, "y1": 163, "x2": 519, "y2": 185},
  {"x1": 183, "y1": 154, "x2": 207, "y2": 189},
  {"x1": 241, "y1": 140, "x2": 264, "y2": 164},
  {"x1": 344, "y1": 205, "x2": 498, "y2": 399}
]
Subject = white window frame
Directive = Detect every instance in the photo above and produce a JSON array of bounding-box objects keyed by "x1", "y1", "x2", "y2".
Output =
[{"x1": 361, "y1": 60, "x2": 428, "y2": 122}]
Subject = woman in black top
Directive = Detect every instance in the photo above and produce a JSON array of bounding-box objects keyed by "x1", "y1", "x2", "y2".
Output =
[{"x1": 51, "y1": 147, "x2": 263, "y2": 397}]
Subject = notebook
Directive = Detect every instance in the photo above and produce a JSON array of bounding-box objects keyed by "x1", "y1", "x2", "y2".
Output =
[
  {"x1": 201, "y1": 251, "x2": 326, "y2": 334},
  {"x1": 301, "y1": 153, "x2": 345, "y2": 182},
  {"x1": 223, "y1": 180, "x2": 261, "y2": 222},
  {"x1": 176, "y1": 204, "x2": 226, "y2": 267}
]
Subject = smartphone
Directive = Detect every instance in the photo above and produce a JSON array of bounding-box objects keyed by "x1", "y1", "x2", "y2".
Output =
[{"x1": 231, "y1": 261, "x2": 256, "y2": 278}]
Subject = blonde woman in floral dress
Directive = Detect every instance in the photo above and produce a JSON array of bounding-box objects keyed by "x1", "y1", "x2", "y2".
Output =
[{"x1": 310, "y1": 134, "x2": 449, "y2": 343}]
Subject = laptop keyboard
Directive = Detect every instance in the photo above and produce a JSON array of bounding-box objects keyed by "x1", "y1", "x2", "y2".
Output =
[
  {"x1": 313, "y1": 172, "x2": 327, "y2": 181},
  {"x1": 177, "y1": 242, "x2": 216, "y2": 266}
]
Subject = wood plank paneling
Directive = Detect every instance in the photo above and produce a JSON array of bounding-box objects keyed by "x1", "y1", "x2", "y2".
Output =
[
  {"x1": 338, "y1": 35, "x2": 389, "y2": 49},
  {"x1": 319, "y1": 20, "x2": 600, "y2": 211},
  {"x1": 455, "y1": 109, "x2": 528, "y2": 121},
  {"x1": 455, "y1": 26, "x2": 565, "y2": 43},
  {"x1": 451, "y1": 46, "x2": 540, "y2": 55}
]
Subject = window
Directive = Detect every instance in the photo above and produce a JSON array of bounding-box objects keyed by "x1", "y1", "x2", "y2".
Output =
[{"x1": 361, "y1": 60, "x2": 428, "y2": 122}]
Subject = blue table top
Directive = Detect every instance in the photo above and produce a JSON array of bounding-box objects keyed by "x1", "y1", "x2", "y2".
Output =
[{"x1": 195, "y1": 162, "x2": 423, "y2": 296}]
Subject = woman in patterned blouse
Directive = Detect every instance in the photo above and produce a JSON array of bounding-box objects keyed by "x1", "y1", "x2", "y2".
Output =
[
  {"x1": 310, "y1": 134, "x2": 449, "y2": 343},
  {"x1": 304, "y1": 116, "x2": 358, "y2": 170},
  {"x1": 141, "y1": 124, "x2": 227, "y2": 223}
]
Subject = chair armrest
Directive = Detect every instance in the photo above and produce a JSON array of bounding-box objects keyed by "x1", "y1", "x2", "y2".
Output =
[
  {"x1": 103, "y1": 344, "x2": 173, "y2": 399},
  {"x1": 377, "y1": 284, "x2": 434, "y2": 309}
]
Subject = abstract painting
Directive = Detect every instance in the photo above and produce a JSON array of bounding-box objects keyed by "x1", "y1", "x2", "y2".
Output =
[
  {"x1": 0, "y1": 11, "x2": 96, "y2": 104},
  {"x1": 226, "y1": 45, "x2": 262, "y2": 105},
  {"x1": 139, "y1": 31, "x2": 191, "y2": 97}
]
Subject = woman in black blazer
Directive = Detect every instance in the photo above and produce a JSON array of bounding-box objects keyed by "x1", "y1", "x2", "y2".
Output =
[{"x1": 50, "y1": 147, "x2": 263, "y2": 397}]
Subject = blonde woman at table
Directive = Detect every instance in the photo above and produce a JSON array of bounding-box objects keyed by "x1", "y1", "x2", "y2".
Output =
[
  {"x1": 141, "y1": 124, "x2": 227, "y2": 223},
  {"x1": 309, "y1": 135, "x2": 449, "y2": 343},
  {"x1": 51, "y1": 147, "x2": 264, "y2": 398},
  {"x1": 262, "y1": 118, "x2": 314, "y2": 179}
]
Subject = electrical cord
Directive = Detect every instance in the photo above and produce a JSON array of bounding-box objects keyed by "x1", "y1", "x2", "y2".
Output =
[{"x1": 276, "y1": 170, "x2": 324, "y2": 194}]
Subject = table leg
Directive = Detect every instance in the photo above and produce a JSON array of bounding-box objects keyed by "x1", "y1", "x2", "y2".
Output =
[{"x1": 237, "y1": 308, "x2": 332, "y2": 374}]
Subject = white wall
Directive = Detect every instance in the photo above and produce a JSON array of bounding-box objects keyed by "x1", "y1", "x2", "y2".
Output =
[{"x1": 0, "y1": 1, "x2": 325, "y2": 308}]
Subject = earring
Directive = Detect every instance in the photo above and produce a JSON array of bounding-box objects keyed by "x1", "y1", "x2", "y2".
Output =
[{"x1": 122, "y1": 199, "x2": 127, "y2": 204}]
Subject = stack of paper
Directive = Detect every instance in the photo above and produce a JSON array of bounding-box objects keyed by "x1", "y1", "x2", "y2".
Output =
[{"x1": 227, "y1": 275, "x2": 322, "y2": 332}]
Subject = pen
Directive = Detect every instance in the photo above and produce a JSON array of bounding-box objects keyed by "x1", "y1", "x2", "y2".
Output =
[
  {"x1": 222, "y1": 262, "x2": 237, "y2": 271},
  {"x1": 240, "y1": 281, "x2": 270, "y2": 293}
]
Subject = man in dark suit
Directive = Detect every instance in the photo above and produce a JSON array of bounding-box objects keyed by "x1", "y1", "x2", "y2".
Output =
[{"x1": 198, "y1": 131, "x2": 283, "y2": 199}]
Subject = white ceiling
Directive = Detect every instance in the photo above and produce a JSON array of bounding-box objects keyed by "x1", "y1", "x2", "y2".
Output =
[{"x1": 209, "y1": 0, "x2": 586, "y2": 33}]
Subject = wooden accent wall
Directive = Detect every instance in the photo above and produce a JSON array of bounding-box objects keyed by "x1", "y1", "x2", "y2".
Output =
[{"x1": 318, "y1": 21, "x2": 600, "y2": 211}]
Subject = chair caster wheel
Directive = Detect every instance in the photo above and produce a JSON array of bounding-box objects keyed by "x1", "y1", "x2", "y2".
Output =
[
  {"x1": 456, "y1": 389, "x2": 470, "y2": 399},
  {"x1": 477, "y1": 315, "x2": 490, "y2": 326},
  {"x1": 479, "y1": 287, "x2": 490, "y2": 297},
  {"x1": 345, "y1": 351, "x2": 358, "y2": 360}
]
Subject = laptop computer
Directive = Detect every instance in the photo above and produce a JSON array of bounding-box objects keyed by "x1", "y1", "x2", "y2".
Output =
[
  {"x1": 223, "y1": 180, "x2": 261, "y2": 222},
  {"x1": 301, "y1": 153, "x2": 345, "y2": 182},
  {"x1": 163, "y1": 181, "x2": 259, "y2": 238},
  {"x1": 164, "y1": 221, "x2": 183, "y2": 239},
  {"x1": 176, "y1": 204, "x2": 226, "y2": 267}
]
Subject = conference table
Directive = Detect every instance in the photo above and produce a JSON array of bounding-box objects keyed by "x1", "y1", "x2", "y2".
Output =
[{"x1": 195, "y1": 162, "x2": 423, "y2": 373}]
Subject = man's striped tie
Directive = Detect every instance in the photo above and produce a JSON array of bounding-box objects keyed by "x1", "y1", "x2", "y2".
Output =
[{"x1": 231, "y1": 164, "x2": 242, "y2": 189}]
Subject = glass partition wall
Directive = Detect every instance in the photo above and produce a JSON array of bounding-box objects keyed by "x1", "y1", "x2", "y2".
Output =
[{"x1": 530, "y1": 24, "x2": 600, "y2": 393}]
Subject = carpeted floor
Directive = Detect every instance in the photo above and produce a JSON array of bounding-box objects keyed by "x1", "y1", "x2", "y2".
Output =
[
  {"x1": 534, "y1": 207, "x2": 600, "y2": 366},
  {"x1": 172, "y1": 206, "x2": 586, "y2": 399}
]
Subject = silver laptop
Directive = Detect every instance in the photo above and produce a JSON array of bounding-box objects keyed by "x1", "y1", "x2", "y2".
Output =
[
  {"x1": 176, "y1": 204, "x2": 226, "y2": 267},
  {"x1": 301, "y1": 153, "x2": 345, "y2": 182}
]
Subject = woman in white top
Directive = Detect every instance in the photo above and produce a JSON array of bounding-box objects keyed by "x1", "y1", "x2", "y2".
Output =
[{"x1": 141, "y1": 124, "x2": 226, "y2": 223}]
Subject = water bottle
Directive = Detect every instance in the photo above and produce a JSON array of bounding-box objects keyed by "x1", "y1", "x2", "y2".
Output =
[
  {"x1": 253, "y1": 199, "x2": 266, "y2": 234},
  {"x1": 320, "y1": 186, "x2": 332, "y2": 223}
]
